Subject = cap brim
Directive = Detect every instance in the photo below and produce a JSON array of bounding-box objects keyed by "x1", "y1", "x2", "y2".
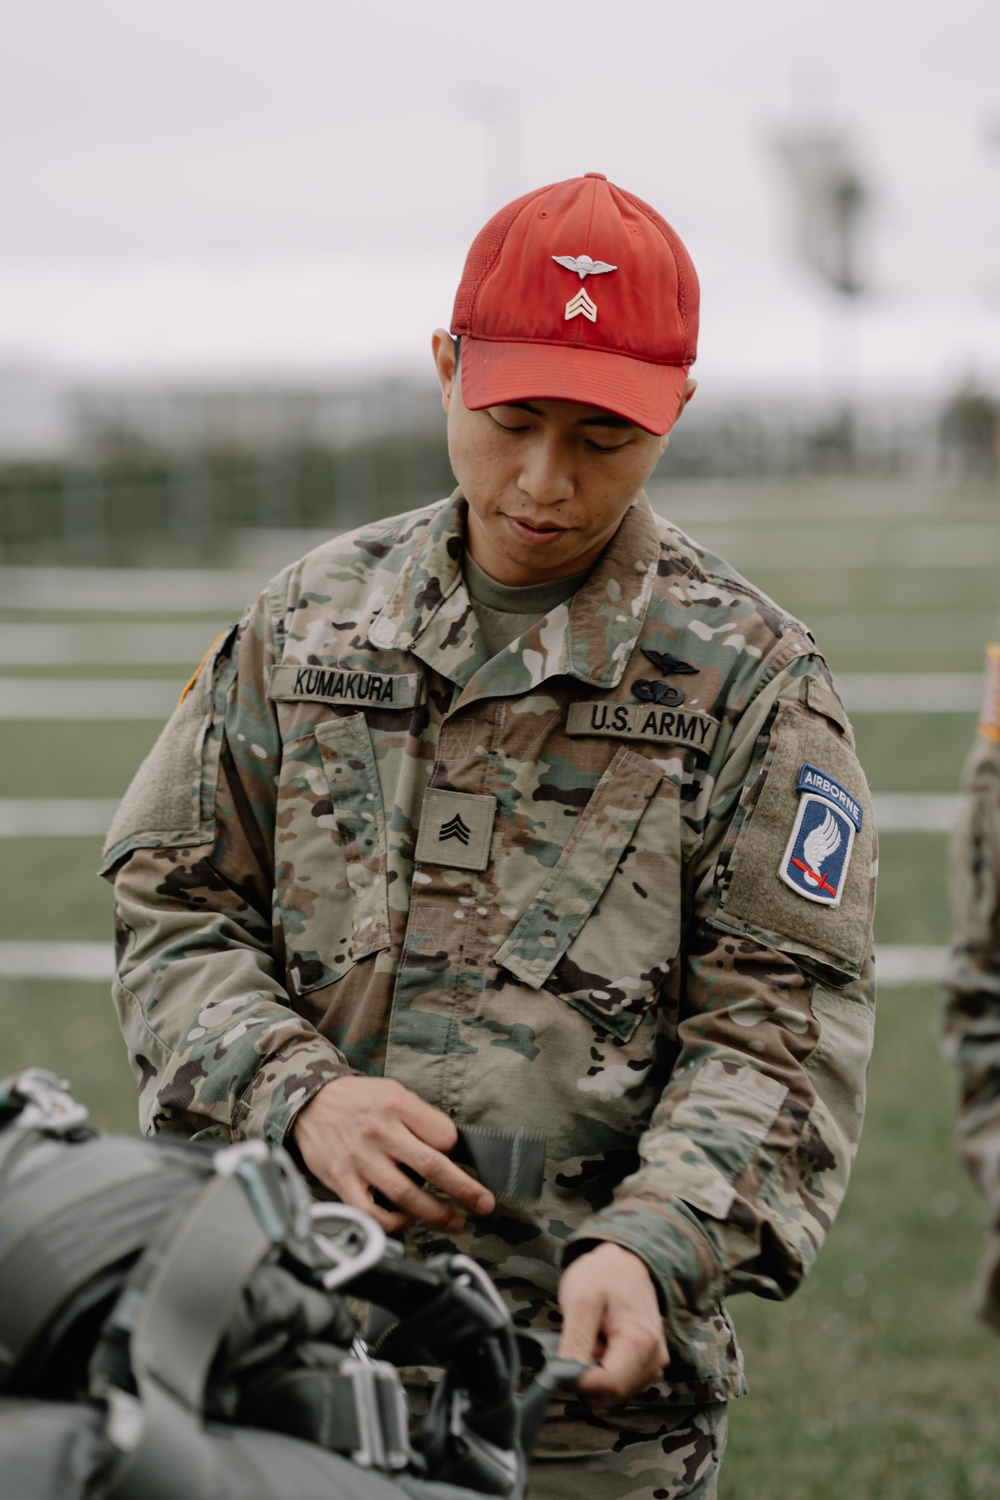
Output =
[{"x1": 459, "y1": 337, "x2": 690, "y2": 435}]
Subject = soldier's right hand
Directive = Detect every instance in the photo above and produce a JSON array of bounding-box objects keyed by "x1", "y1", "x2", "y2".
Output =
[{"x1": 292, "y1": 1076, "x2": 496, "y2": 1233}]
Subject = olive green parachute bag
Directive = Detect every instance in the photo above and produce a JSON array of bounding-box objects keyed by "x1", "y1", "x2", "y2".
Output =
[{"x1": 0, "y1": 1070, "x2": 582, "y2": 1500}]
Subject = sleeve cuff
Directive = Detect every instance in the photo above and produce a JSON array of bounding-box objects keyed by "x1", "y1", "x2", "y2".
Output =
[
  {"x1": 233, "y1": 1036, "x2": 360, "y2": 1147},
  {"x1": 563, "y1": 1197, "x2": 726, "y2": 1320}
]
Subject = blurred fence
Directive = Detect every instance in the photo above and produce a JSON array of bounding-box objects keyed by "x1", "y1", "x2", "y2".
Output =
[
  {"x1": 0, "y1": 375, "x2": 996, "y2": 565},
  {"x1": 0, "y1": 435, "x2": 456, "y2": 565}
]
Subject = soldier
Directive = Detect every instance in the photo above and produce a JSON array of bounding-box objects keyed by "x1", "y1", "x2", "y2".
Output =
[
  {"x1": 102, "y1": 174, "x2": 877, "y2": 1500},
  {"x1": 943, "y1": 643, "x2": 1000, "y2": 1328}
]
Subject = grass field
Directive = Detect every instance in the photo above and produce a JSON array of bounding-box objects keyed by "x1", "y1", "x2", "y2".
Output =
[{"x1": 2, "y1": 475, "x2": 999, "y2": 1497}]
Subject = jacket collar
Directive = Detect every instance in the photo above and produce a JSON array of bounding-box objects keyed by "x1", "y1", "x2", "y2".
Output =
[{"x1": 368, "y1": 492, "x2": 660, "y2": 694}]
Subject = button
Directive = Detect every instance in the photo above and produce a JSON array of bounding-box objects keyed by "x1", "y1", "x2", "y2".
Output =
[{"x1": 584, "y1": 172, "x2": 607, "y2": 180}]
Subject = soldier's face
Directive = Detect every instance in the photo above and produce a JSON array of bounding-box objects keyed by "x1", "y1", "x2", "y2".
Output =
[{"x1": 433, "y1": 331, "x2": 672, "y2": 587}]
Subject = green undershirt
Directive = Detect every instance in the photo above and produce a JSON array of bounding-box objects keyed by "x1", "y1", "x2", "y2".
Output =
[{"x1": 463, "y1": 552, "x2": 590, "y2": 659}]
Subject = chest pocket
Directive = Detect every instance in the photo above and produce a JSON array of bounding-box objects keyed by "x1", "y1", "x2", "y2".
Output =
[
  {"x1": 275, "y1": 715, "x2": 390, "y2": 995},
  {"x1": 494, "y1": 748, "x2": 680, "y2": 1041}
]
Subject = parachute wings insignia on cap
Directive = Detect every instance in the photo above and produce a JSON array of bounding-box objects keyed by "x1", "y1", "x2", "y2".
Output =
[{"x1": 551, "y1": 254, "x2": 618, "y2": 279}]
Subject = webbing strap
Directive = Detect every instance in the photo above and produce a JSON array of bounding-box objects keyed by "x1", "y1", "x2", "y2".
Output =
[
  {"x1": 0, "y1": 1122, "x2": 44, "y2": 1179},
  {"x1": 0, "y1": 1140, "x2": 157, "y2": 1274},
  {"x1": 106, "y1": 1172, "x2": 274, "y2": 1500},
  {"x1": 0, "y1": 1140, "x2": 164, "y2": 1380},
  {"x1": 0, "y1": 1173, "x2": 197, "y2": 1382},
  {"x1": 453, "y1": 1126, "x2": 546, "y2": 1204}
]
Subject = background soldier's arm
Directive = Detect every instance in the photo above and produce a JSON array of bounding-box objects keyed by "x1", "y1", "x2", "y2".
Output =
[{"x1": 942, "y1": 646, "x2": 1000, "y2": 1326}]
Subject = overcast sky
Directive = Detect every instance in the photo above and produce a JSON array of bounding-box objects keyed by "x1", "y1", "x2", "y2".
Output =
[{"x1": 1, "y1": 0, "x2": 998, "y2": 398}]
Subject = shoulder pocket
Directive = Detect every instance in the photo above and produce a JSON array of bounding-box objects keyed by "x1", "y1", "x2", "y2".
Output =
[
  {"x1": 709, "y1": 701, "x2": 875, "y2": 980},
  {"x1": 495, "y1": 748, "x2": 680, "y2": 1041}
]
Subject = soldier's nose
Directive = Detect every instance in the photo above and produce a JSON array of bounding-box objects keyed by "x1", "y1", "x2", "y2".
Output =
[{"x1": 518, "y1": 449, "x2": 573, "y2": 505}]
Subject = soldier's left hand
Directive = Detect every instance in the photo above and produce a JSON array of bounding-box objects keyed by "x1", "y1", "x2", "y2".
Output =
[{"x1": 556, "y1": 1242, "x2": 668, "y2": 1406}]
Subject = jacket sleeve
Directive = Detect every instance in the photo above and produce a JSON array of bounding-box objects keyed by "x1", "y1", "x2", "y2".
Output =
[
  {"x1": 100, "y1": 579, "x2": 356, "y2": 1145},
  {"x1": 942, "y1": 717, "x2": 1000, "y2": 1328},
  {"x1": 565, "y1": 658, "x2": 876, "y2": 1326}
]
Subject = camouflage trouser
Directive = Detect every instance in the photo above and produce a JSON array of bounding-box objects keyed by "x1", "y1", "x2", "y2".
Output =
[{"x1": 528, "y1": 1403, "x2": 727, "y2": 1500}]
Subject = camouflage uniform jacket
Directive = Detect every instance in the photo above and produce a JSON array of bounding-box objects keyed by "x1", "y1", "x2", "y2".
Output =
[
  {"x1": 943, "y1": 644, "x2": 1000, "y2": 1329},
  {"x1": 103, "y1": 493, "x2": 877, "y2": 1406}
]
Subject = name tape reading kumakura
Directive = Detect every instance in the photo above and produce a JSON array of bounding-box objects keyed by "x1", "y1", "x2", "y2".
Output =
[{"x1": 268, "y1": 664, "x2": 421, "y2": 709}]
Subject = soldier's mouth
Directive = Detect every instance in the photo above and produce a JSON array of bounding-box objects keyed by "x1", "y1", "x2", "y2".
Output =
[{"x1": 505, "y1": 516, "x2": 569, "y2": 546}]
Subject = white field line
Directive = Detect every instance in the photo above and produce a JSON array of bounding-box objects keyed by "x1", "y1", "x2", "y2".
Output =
[
  {"x1": 0, "y1": 673, "x2": 986, "y2": 720},
  {"x1": 0, "y1": 942, "x2": 115, "y2": 980},
  {"x1": 0, "y1": 799, "x2": 120, "y2": 836},
  {"x1": 875, "y1": 946, "x2": 950, "y2": 986},
  {"x1": 0, "y1": 566, "x2": 266, "y2": 613},
  {"x1": 647, "y1": 481, "x2": 965, "y2": 525},
  {"x1": 0, "y1": 679, "x2": 180, "y2": 719},
  {"x1": 0, "y1": 792, "x2": 966, "y2": 837},
  {"x1": 0, "y1": 622, "x2": 222, "y2": 666},
  {"x1": 837, "y1": 674, "x2": 982, "y2": 712},
  {"x1": 658, "y1": 523, "x2": 1000, "y2": 571},
  {"x1": 870, "y1": 794, "x2": 963, "y2": 832},
  {"x1": 0, "y1": 940, "x2": 949, "y2": 986}
]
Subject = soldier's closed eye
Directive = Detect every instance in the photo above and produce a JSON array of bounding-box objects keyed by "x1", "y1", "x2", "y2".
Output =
[{"x1": 487, "y1": 410, "x2": 532, "y2": 433}]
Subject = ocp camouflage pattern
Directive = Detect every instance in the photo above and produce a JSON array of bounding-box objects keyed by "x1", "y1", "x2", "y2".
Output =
[
  {"x1": 103, "y1": 493, "x2": 877, "y2": 1406},
  {"x1": 943, "y1": 651, "x2": 1000, "y2": 1328}
]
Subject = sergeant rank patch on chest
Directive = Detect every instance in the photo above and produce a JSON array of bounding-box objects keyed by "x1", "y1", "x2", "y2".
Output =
[{"x1": 779, "y1": 762, "x2": 863, "y2": 907}]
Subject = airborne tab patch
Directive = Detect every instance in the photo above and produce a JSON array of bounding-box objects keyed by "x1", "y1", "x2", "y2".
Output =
[
  {"x1": 780, "y1": 763, "x2": 861, "y2": 907},
  {"x1": 268, "y1": 663, "x2": 420, "y2": 710}
]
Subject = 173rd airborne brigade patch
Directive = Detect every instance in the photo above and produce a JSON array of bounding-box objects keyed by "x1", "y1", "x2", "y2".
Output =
[{"x1": 779, "y1": 764, "x2": 862, "y2": 908}]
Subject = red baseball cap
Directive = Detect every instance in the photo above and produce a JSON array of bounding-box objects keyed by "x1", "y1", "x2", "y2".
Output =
[{"x1": 451, "y1": 173, "x2": 699, "y2": 435}]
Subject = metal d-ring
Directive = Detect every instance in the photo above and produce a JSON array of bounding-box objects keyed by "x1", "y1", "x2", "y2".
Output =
[{"x1": 310, "y1": 1202, "x2": 388, "y2": 1290}]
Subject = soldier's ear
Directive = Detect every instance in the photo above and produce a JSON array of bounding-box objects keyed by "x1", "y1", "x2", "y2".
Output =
[
  {"x1": 658, "y1": 378, "x2": 697, "y2": 454},
  {"x1": 675, "y1": 379, "x2": 697, "y2": 423},
  {"x1": 432, "y1": 330, "x2": 458, "y2": 410}
]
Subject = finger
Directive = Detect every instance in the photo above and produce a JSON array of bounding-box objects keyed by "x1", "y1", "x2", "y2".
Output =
[
  {"x1": 557, "y1": 1295, "x2": 603, "y2": 1366},
  {"x1": 397, "y1": 1091, "x2": 461, "y2": 1154},
  {"x1": 327, "y1": 1173, "x2": 415, "y2": 1234},
  {"x1": 402, "y1": 1143, "x2": 495, "y2": 1216},
  {"x1": 577, "y1": 1332, "x2": 667, "y2": 1402},
  {"x1": 374, "y1": 1164, "x2": 470, "y2": 1232},
  {"x1": 363, "y1": 1202, "x2": 415, "y2": 1234}
]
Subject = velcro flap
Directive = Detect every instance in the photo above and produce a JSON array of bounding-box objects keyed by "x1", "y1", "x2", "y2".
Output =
[{"x1": 712, "y1": 702, "x2": 875, "y2": 978}]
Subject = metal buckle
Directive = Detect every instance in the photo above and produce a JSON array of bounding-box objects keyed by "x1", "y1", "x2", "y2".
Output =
[
  {"x1": 310, "y1": 1202, "x2": 387, "y2": 1290},
  {"x1": 214, "y1": 1140, "x2": 315, "y2": 1244},
  {"x1": 10, "y1": 1069, "x2": 89, "y2": 1133},
  {"x1": 448, "y1": 1251, "x2": 511, "y2": 1322},
  {"x1": 339, "y1": 1352, "x2": 411, "y2": 1470}
]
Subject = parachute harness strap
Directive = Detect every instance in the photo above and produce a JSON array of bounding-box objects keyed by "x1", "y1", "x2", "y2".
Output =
[
  {"x1": 0, "y1": 1136, "x2": 169, "y2": 1389},
  {"x1": 102, "y1": 1142, "x2": 306, "y2": 1500}
]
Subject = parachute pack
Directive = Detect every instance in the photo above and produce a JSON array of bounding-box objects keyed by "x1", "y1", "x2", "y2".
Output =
[{"x1": 0, "y1": 1070, "x2": 583, "y2": 1500}]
